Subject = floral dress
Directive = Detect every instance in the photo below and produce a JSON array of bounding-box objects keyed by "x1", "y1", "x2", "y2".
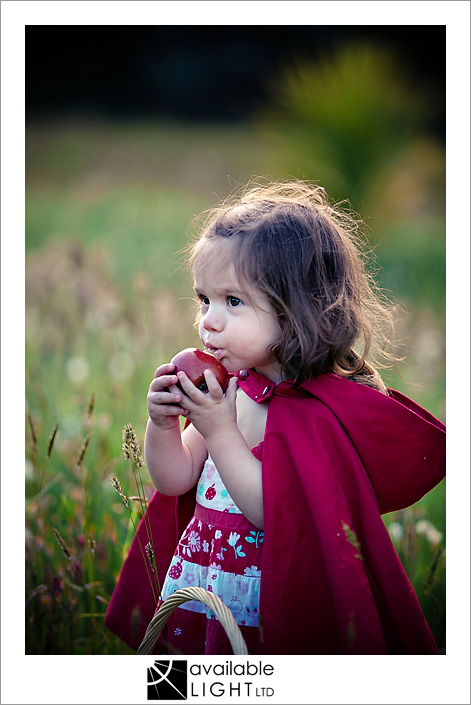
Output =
[{"x1": 155, "y1": 447, "x2": 264, "y2": 655}]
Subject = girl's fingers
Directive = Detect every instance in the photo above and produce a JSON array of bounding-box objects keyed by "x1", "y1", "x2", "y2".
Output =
[
  {"x1": 176, "y1": 370, "x2": 222, "y2": 402},
  {"x1": 153, "y1": 362, "x2": 175, "y2": 378},
  {"x1": 148, "y1": 374, "x2": 178, "y2": 392},
  {"x1": 147, "y1": 363, "x2": 190, "y2": 426},
  {"x1": 152, "y1": 404, "x2": 184, "y2": 417},
  {"x1": 225, "y1": 375, "x2": 239, "y2": 404},
  {"x1": 147, "y1": 402, "x2": 187, "y2": 429},
  {"x1": 203, "y1": 369, "x2": 224, "y2": 399},
  {"x1": 148, "y1": 389, "x2": 182, "y2": 405},
  {"x1": 175, "y1": 371, "x2": 202, "y2": 400},
  {"x1": 176, "y1": 369, "x2": 228, "y2": 402}
]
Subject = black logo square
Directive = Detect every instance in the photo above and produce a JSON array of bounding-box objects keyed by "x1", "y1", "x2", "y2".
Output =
[{"x1": 147, "y1": 660, "x2": 188, "y2": 700}]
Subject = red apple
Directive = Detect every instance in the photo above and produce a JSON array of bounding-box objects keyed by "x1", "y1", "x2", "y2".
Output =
[{"x1": 170, "y1": 348, "x2": 229, "y2": 394}]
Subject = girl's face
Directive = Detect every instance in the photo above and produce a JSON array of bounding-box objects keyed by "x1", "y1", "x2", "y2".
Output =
[{"x1": 194, "y1": 259, "x2": 282, "y2": 382}]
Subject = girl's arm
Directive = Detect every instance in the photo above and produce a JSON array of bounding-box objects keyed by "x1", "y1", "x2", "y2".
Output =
[
  {"x1": 205, "y1": 426, "x2": 264, "y2": 530},
  {"x1": 176, "y1": 371, "x2": 264, "y2": 529},
  {"x1": 145, "y1": 363, "x2": 207, "y2": 495}
]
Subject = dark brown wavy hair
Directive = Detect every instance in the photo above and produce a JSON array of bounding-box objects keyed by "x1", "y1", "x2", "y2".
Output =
[{"x1": 187, "y1": 179, "x2": 399, "y2": 391}]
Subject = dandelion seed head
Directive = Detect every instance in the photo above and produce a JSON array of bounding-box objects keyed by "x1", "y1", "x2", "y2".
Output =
[
  {"x1": 67, "y1": 356, "x2": 90, "y2": 383},
  {"x1": 109, "y1": 351, "x2": 135, "y2": 380},
  {"x1": 416, "y1": 519, "x2": 443, "y2": 547},
  {"x1": 388, "y1": 522, "x2": 404, "y2": 542},
  {"x1": 98, "y1": 413, "x2": 111, "y2": 430},
  {"x1": 25, "y1": 458, "x2": 35, "y2": 480}
]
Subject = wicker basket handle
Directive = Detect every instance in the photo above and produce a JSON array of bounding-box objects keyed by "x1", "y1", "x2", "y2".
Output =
[{"x1": 137, "y1": 586, "x2": 249, "y2": 655}]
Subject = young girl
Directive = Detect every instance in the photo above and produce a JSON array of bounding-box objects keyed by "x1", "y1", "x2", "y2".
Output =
[{"x1": 105, "y1": 180, "x2": 445, "y2": 655}]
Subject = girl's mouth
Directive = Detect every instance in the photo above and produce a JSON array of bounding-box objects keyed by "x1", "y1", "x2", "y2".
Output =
[{"x1": 204, "y1": 344, "x2": 226, "y2": 361}]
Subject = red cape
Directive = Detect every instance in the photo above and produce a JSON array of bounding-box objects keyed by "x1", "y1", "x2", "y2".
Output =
[{"x1": 105, "y1": 372, "x2": 445, "y2": 654}]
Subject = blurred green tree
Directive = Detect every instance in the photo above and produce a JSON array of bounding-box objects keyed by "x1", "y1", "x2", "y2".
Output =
[{"x1": 259, "y1": 44, "x2": 444, "y2": 218}]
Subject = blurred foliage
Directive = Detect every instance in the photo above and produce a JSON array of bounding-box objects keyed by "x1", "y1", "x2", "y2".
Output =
[
  {"x1": 25, "y1": 42, "x2": 445, "y2": 653},
  {"x1": 257, "y1": 44, "x2": 445, "y2": 217}
]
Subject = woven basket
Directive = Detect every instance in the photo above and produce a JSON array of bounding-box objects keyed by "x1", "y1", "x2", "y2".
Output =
[{"x1": 137, "y1": 586, "x2": 249, "y2": 655}]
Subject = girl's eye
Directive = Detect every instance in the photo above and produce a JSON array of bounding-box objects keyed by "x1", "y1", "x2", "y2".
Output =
[
  {"x1": 200, "y1": 296, "x2": 210, "y2": 306},
  {"x1": 228, "y1": 296, "x2": 241, "y2": 307}
]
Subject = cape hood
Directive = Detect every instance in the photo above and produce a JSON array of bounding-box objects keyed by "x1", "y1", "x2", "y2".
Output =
[{"x1": 246, "y1": 370, "x2": 445, "y2": 514}]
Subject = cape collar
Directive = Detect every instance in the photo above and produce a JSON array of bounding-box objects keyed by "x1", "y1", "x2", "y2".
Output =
[
  {"x1": 236, "y1": 367, "x2": 317, "y2": 402},
  {"x1": 236, "y1": 368, "x2": 316, "y2": 402},
  {"x1": 236, "y1": 368, "x2": 277, "y2": 404}
]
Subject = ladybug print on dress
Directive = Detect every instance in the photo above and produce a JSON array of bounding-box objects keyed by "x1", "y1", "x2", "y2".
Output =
[
  {"x1": 205, "y1": 484, "x2": 216, "y2": 501},
  {"x1": 196, "y1": 455, "x2": 241, "y2": 513},
  {"x1": 169, "y1": 560, "x2": 183, "y2": 580}
]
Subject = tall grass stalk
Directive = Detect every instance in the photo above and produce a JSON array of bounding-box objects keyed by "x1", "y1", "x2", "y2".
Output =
[
  {"x1": 112, "y1": 434, "x2": 161, "y2": 609},
  {"x1": 45, "y1": 421, "x2": 60, "y2": 461},
  {"x1": 27, "y1": 411, "x2": 39, "y2": 493},
  {"x1": 122, "y1": 423, "x2": 161, "y2": 595},
  {"x1": 26, "y1": 472, "x2": 63, "y2": 508}
]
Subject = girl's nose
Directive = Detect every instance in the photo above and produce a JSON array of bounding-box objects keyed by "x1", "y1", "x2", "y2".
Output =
[{"x1": 202, "y1": 306, "x2": 224, "y2": 332}]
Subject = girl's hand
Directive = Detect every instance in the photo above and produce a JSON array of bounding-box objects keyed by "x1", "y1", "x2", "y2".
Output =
[
  {"x1": 176, "y1": 369, "x2": 238, "y2": 439},
  {"x1": 147, "y1": 363, "x2": 187, "y2": 430}
]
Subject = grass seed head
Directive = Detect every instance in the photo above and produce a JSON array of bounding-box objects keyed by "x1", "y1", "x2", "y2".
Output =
[
  {"x1": 52, "y1": 527, "x2": 72, "y2": 560},
  {"x1": 27, "y1": 412, "x2": 38, "y2": 455},
  {"x1": 87, "y1": 392, "x2": 96, "y2": 417},
  {"x1": 110, "y1": 475, "x2": 129, "y2": 508},
  {"x1": 122, "y1": 423, "x2": 144, "y2": 467},
  {"x1": 45, "y1": 421, "x2": 60, "y2": 460},
  {"x1": 75, "y1": 432, "x2": 91, "y2": 471},
  {"x1": 145, "y1": 541, "x2": 156, "y2": 572}
]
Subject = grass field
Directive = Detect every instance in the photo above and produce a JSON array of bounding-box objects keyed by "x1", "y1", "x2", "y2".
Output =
[{"x1": 25, "y1": 118, "x2": 446, "y2": 654}]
